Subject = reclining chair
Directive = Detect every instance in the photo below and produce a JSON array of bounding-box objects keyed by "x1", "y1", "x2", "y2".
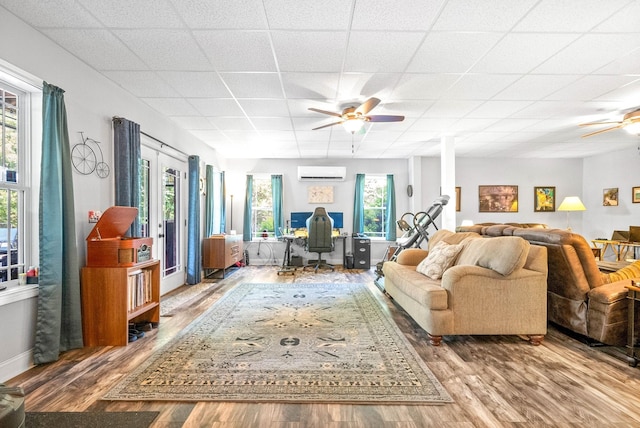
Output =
[{"x1": 304, "y1": 207, "x2": 335, "y2": 272}]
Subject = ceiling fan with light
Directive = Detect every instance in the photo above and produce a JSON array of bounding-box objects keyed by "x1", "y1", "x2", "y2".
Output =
[
  {"x1": 309, "y1": 97, "x2": 404, "y2": 134},
  {"x1": 580, "y1": 109, "x2": 640, "y2": 137}
]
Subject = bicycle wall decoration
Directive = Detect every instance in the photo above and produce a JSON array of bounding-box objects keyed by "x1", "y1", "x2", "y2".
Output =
[{"x1": 71, "y1": 132, "x2": 110, "y2": 178}]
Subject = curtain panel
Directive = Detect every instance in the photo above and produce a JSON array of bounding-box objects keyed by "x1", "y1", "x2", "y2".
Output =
[
  {"x1": 271, "y1": 175, "x2": 283, "y2": 238},
  {"x1": 204, "y1": 165, "x2": 215, "y2": 237},
  {"x1": 186, "y1": 155, "x2": 201, "y2": 285},
  {"x1": 353, "y1": 173, "x2": 365, "y2": 234},
  {"x1": 385, "y1": 174, "x2": 397, "y2": 241},
  {"x1": 112, "y1": 117, "x2": 141, "y2": 236},
  {"x1": 34, "y1": 82, "x2": 83, "y2": 364},
  {"x1": 220, "y1": 171, "x2": 226, "y2": 234},
  {"x1": 243, "y1": 175, "x2": 253, "y2": 241}
]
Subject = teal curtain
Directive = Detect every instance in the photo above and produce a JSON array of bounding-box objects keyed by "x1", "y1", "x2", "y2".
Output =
[
  {"x1": 353, "y1": 173, "x2": 365, "y2": 234},
  {"x1": 204, "y1": 165, "x2": 215, "y2": 237},
  {"x1": 272, "y1": 175, "x2": 283, "y2": 238},
  {"x1": 220, "y1": 171, "x2": 226, "y2": 233},
  {"x1": 243, "y1": 175, "x2": 253, "y2": 241},
  {"x1": 112, "y1": 117, "x2": 141, "y2": 236},
  {"x1": 34, "y1": 82, "x2": 83, "y2": 364},
  {"x1": 385, "y1": 174, "x2": 397, "y2": 241},
  {"x1": 186, "y1": 155, "x2": 201, "y2": 284}
]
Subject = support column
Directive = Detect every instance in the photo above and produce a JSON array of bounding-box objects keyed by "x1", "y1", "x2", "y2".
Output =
[
  {"x1": 441, "y1": 135, "x2": 456, "y2": 231},
  {"x1": 408, "y1": 156, "x2": 422, "y2": 214}
]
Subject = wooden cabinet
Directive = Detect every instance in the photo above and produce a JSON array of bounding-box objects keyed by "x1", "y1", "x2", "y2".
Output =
[
  {"x1": 81, "y1": 259, "x2": 160, "y2": 346},
  {"x1": 202, "y1": 234, "x2": 243, "y2": 277}
]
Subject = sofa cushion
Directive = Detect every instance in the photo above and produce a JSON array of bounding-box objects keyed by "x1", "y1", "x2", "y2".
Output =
[
  {"x1": 416, "y1": 240, "x2": 465, "y2": 279},
  {"x1": 456, "y1": 236, "x2": 530, "y2": 276}
]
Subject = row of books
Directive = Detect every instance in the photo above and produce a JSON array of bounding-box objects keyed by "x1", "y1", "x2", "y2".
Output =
[{"x1": 128, "y1": 269, "x2": 153, "y2": 311}]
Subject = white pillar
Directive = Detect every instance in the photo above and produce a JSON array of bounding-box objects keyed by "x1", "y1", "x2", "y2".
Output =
[
  {"x1": 408, "y1": 156, "x2": 421, "y2": 214},
  {"x1": 441, "y1": 135, "x2": 456, "y2": 231}
]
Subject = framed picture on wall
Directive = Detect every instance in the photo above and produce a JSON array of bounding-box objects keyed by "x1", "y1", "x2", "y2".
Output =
[
  {"x1": 603, "y1": 188, "x2": 618, "y2": 206},
  {"x1": 308, "y1": 186, "x2": 334, "y2": 204},
  {"x1": 534, "y1": 186, "x2": 555, "y2": 212},
  {"x1": 455, "y1": 187, "x2": 461, "y2": 211},
  {"x1": 633, "y1": 187, "x2": 640, "y2": 203},
  {"x1": 478, "y1": 185, "x2": 518, "y2": 212}
]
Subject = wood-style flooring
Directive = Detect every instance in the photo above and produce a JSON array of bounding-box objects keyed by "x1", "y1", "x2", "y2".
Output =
[{"x1": 7, "y1": 266, "x2": 640, "y2": 427}]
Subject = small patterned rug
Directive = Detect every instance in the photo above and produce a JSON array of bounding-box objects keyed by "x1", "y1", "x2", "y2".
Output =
[{"x1": 104, "y1": 282, "x2": 452, "y2": 404}]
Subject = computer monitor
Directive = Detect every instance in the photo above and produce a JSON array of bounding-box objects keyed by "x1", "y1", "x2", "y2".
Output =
[
  {"x1": 290, "y1": 212, "x2": 312, "y2": 229},
  {"x1": 328, "y1": 212, "x2": 343, "y2": 229}
]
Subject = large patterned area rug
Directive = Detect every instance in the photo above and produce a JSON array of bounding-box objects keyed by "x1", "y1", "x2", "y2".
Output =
[{"x1": 104, "y1": 282, "x2": 452, "y2": 404}]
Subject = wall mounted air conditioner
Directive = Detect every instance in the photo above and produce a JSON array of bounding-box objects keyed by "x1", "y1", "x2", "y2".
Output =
[{"x1": 297, "y1": 166, "x2": 346, "y2": 181}]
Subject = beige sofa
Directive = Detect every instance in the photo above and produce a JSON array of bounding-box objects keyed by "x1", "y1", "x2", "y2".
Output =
[
  {"x1": 383, "y1": 229, "x2": 548, "y2": 346},
  {"x1": 458, "y1": 224, "x2": 640, "y2": 345}
]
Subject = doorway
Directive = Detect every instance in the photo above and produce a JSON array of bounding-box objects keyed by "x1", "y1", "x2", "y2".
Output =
[{"x1": 141, "y1": 143, "x2": 187, "y2": 295}]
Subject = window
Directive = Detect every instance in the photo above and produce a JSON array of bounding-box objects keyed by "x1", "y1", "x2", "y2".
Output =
[
  {"x1": 252, "y1": 176, "x2": 274, "y2": 239},
  {"x1": 363, "y1": 175, "x2": 388, "y2": 238},
  {"x1": 0, "y1": 83, "x2": 26, "y2": 284},
  {"x1": 139, "y1": 158, "x2": 150, "y2": 237}
]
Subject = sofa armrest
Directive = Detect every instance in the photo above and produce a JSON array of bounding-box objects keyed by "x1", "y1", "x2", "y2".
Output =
[
  {"x1": 395, "y1": 248, "x2": 429, "y2": 266},
  {"x1": 588, "y1": 279, "x2": 633, "y2": 305}
]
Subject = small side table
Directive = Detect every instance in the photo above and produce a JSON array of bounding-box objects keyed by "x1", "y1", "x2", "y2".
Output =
[{"x1": 625, "y1": 280, "x2": 640, "y2": 367}]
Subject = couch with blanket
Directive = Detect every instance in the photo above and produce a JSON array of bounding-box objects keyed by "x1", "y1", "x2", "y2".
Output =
[
  {"x1": 382, "y1": 229, "x2": 548, "y2": 346},
  {"x1": 457, "y1": 224, "x2": 640, "y2": 346}
]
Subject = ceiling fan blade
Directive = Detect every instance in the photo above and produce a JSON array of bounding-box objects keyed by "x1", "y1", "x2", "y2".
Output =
[
  {"x1": 308, "y1": 107, "x2": 342, "y2": 118},
  {"x1": 312, "y1": 121, "x2": 343, "y2": 130},
  {"x1": 366, "y1": 115, "x2": 405, "y2": 123},
  {"x1": 581, "y1": 124, "x2": 623, "y2": 138},
  {"x1": 355, "y1": 97, "x2": 381, "y2": 115},
  {"x1": 579, "y1": 120, "x2": 622, "y2": 127}
]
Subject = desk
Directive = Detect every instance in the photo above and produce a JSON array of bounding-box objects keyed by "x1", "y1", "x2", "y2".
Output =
[{"x1": 278, "y1": 234, "x2": 347, "y2": 274}]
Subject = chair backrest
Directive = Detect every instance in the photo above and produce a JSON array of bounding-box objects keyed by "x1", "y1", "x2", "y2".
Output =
[{"x1": 306, "y1": 207, "x2": 334, "y2": 252}]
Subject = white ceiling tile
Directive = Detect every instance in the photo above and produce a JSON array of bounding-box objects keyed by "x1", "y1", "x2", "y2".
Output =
[
  {"x1": 424, "y1": 100, "x2": 484, "y2": 117},
  {"x1": 281, "y1": 73, "x2": 340, "y2": 99},
  {"x1": 263, "y1": 0, "x2": 351, "y2": 30},
  {"x1": 114, "y1": 30, "x2": 212, "y2": 70},
  {"x1": 158, "y1": 72, "x2": 231, "y2": 98},
  {"x1": 209, "y1": 117, "x2": 255, "y2": 131},
  {"x1": 0, "y1": 0, "x2": 102, "y2": 27},
  {"x1": 77, "y1": 0, "x2": 183, "y2": 28},
  {"x1": 171, "y1": 116, "x2": 217, "y2": 130},
  {"x1": 533, "y1": 34, "x2": 640, "y2": 74},
  {"x1": 142, "y1": 98, "x2": 200, "y2": 116},
  {"x1": 596, "y1": 47, "x2": 640, "y2": 75},
  {"x1": 467, "y1": 100, "x2": 535, "y2": 118},
  {"x1": 408, "y1": 117, "x2": 457, "y2": 132},
  {"x1": 338, "y1": 73, "x2": 402, "y2": 101},
  {"x1": 471, "y1": 34, "x2": 580, "y2": 74},
  {"x1": 444, "y1": 74, "x2": 521, "y2": 100},
  {"x1": 483, "y1": 118, "x2": 543, "y2": 132},
  {"x1": 220, "y1": 73, "x2": 284, "y2": 98},
  {"x1": 250, "y1": 118, "x2": 293, "y2": 131},
  {"x1": 344, "y1": 32, "x2": 424, "y2": 73},
  {"x1": 272, "y1": 31, "x2": 347, "y2": 72},
  {"x1": 595, "y1": 0, "x2": 640, "y2": 32},
  {"x1": 433, "y1": 0, "x2": 537, "y2": 31},
  {"x1": 544, "y1": 75, "x2": 640, "y2": 102},
  {"x1": 42, "y1": 29, "x2": 148, "y2": 71},
  {"x1": 407, "y1": 32, "x2": 502, "y2": 73},
  {"x1": 188, "y1": 98, "x2": 244, "y2": 116},
  {"x1": 450, "y1": 118, "x2": 499, "y2": 132},
  {"x1": 352, "y1": 0, "x2": 445, "y2": 31},
  {"x1": 194, "y1": 31, "x2": 277, "y2": 72},
  {"x1": 189, "y1": 130, "x2": 229, "y2": 141},
  {"x1": 592, "y1": 78, "x2": 640, "y2": 106},
  {"x1": 514, "y1": 0, "x2": 629, "y2": 32},
  {"x1": 392, "y1": 74, "x2": 460, "y2": 100},
  {"x1": 237, "y1": 99, "x2": 290, "y2": 116},
  {"x1": 172, "y1": 0, "x2": 268, "y2": 29},
  {"x1": 495, "y1": 75, "x2": 581, "y2": 101},
  {"x1": 101, "y1": 71, "x2": 180, "y2": 97}
]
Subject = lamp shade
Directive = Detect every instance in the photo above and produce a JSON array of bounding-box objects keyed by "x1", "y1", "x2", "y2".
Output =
[
  {"x1": 557, "y1": 196, "x2": 586, "y2": 212},
  {"x1": 342, "y1": 118, "x2": 364, "y2": 134}
]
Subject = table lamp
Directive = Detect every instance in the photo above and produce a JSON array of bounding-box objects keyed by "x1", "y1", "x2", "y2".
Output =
[{"x1": 557, "y1": 196, "x2": 586, "y2": 230}]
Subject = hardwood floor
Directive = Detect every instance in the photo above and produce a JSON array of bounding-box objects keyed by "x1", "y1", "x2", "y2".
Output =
[{"x1": 7, "y1": 266, "x2": 640, "y2": 427}]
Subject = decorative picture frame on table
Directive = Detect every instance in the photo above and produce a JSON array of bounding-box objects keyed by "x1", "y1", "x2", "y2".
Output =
[
  {"x1": 633, "y1": 186, "x2": 640, "y2": 203},
  {"x1": 455, "y1": 187, "x2": 461, "y2": 211},
  {"x1": 603, "y1": 188, "x2": 618, "y2": 206},
  {"x1": 534, "y1": 186, "x2": 555, "y2": 212},
  {"x1": 478, "y1": 185, "x2": 518, "y2": 212}
]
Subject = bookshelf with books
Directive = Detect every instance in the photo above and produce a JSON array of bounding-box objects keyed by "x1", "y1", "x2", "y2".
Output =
[{"x1": 81, "y1": 259, "x2": 160, "y2": 346}]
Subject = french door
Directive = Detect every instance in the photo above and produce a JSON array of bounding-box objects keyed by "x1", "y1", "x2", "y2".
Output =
[{"x1": 141, "y1": 144, "x2": 187, "y2": 295}]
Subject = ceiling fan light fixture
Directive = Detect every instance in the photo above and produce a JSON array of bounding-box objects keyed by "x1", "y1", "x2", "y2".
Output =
[
  {"x1": 624, "y1": 122, "x2": 640, "y2": 135},
  {"x1": 342, "y1": 118, "x2": 364, "y2": 134}
]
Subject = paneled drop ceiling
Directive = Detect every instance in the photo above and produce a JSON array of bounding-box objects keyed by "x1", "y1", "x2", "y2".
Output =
[{"x1": 2, "y1": 0, "x2": 640, "y2": 159}]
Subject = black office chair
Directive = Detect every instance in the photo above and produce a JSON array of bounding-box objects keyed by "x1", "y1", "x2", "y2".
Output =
[{"x1": 303, "y1": 207, "x2": 335, "y2": 272}]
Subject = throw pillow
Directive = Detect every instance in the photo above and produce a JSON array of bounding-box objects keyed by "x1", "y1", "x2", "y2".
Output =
[{"x1": 416, "y1": 240, "x2": 465, "y2": 280}]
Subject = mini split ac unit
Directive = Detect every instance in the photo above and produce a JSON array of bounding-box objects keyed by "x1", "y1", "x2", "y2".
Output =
[{"x1": 297, "y1": 166, "x2": 346, "y2": 181}]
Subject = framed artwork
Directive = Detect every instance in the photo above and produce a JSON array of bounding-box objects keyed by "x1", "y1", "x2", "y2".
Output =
[
  {"x1": 455, "y1": 187, "x2": 461, "y2": 212},
  {"x1": 603, "y1": 188, "x2": 618, "y2": 206},
  {"x1": 633, "y1": 187, "x2": 640, "y2": 203},
  {"x1": 534, "y1": 186, "x2": 555, "y2": 212},
  {"x1": 308, "y1": 186, "x2": 334, "y2": 204},
  {"x1": 478, "y1": 185, "x2": 518, "y2": 212}
]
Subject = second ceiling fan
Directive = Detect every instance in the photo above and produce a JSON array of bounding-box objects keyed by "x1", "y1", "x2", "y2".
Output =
[
  {"x1": 309, "y1": 97, "x2": 404, "y2": 133},
  {"x1": 580, "y1": 108, "x2": 640, "y2": 137}
]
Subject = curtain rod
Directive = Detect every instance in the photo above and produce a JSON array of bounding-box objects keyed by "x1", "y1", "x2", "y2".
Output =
[{"x1": 140, "y1": 130, "x2": 190, "y2": 158}]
